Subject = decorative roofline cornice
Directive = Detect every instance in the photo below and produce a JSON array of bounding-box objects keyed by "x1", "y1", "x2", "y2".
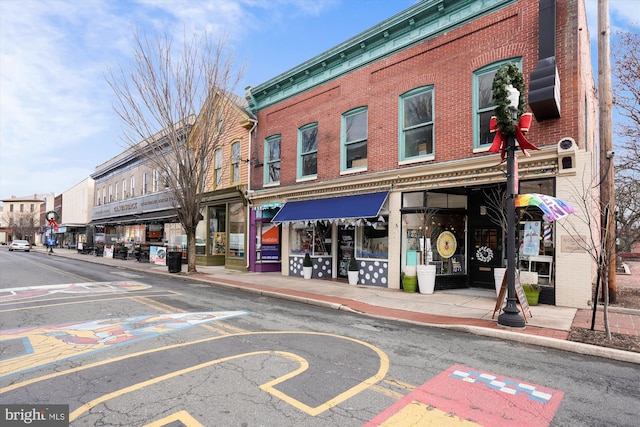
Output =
[
  {"x1": 249, "y1": 146, "x2": 559, "y2": 205},
  {"x1": 245, "y1": 0, "x2": 515, "y2": 112}
]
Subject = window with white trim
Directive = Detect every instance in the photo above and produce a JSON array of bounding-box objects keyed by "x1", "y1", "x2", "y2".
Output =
[
  {"x1": 264, "y1": 135, "x2": 280, "y2": 185},
  {"x1": 342, "y1": 107, "x2": 368, "y2": 170},
  {"x1": 214, "y1": 149, "x2": 223, "y2": 187},
  {"x1": 298, "y1": 123, "x2": 318, "y2": 178},
  {"x1": 231, "y1": 141, "x2": 241, "y2": 184},
  {"x1": 473, "y1": 58, "x2": 522, "y2": 149},
  {"x1": 399, "y1": 86, "x2": 434, "y2": 160}
]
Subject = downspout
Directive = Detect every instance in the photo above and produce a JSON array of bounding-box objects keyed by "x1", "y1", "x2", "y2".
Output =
[{"x1": 246, "y1": 117, "x2": 258, "y2": 269}]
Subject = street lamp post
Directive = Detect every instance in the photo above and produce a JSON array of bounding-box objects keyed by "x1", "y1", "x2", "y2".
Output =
[
  {"x1": 46, "y1": 210, "x2": 58, "y2": 254},
  {"x1": 497, "y1": 85, "x2": 526, "y2": 329},
  {"x1": 49, "y1": 223, "x2": 55, "y2": 253}
]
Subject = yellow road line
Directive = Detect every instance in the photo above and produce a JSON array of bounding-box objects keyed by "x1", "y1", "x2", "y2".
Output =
[
  {"x1": 144, "y1": 410, "x2": 204, "y2": 427},
  {"x1": 0, "y1": 294, "x2": 176, "y2": 313},
  {"x1": 2, "y1": 331, "x2": 388, "y2": 419}
]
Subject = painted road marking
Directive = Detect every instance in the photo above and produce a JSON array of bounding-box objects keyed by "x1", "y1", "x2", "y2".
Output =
[
  {"x1": 366, "y1": 364, "x2": 564, "y2": 427},
  {"x1": 0, "y1": 311, "x2": 250, "y2": 379},
  {"x1": 0, "y1": 281, "x2": 151, "y2": 303},
  {"x1": 144, "y1": 410, "x2": 204, "y2": 427},
  {"x1": 2, "y1": 331, "x2": 389, "y2": 419}
]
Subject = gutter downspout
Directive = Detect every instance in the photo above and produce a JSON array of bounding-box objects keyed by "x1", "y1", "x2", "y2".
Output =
[{"x1": 246, "y1": 117, "x2": 258, "y2": 270}]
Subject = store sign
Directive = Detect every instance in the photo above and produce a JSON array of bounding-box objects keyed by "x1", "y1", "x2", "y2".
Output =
[{"x1": 261, "y1": 224, "x2": 280, "y2": 261}]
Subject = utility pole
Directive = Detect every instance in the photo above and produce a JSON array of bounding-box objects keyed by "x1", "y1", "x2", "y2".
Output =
[{"x1": 598, "y1": 0, "x2": 616, "y2": 303}]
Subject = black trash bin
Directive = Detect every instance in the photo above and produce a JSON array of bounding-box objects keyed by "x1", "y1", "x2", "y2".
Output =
[{"x1": 167, "y1": 251, "x2": 182, "y2": 273}]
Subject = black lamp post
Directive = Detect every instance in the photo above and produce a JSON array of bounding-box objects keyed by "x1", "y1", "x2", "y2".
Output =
[
  {"x1": 498, "y1": 85, "x2": 526, "y2": 329},
  {"x1": 49, "y1": 223, "x2": 54, "y2": 253},
  {"x1": 46, "y1": 210, "x2": 58, "y2": 254}
]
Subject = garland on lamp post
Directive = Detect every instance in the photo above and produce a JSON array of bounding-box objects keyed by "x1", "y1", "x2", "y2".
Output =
[
  {"x1": 489, "y1": 63, "x2": 538, "y2": 160},
  {"x1": 492, "y1": 63, "x2": 526, "y2": 135}
]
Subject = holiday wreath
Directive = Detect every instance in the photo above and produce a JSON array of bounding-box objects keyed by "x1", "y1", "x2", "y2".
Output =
[{"x1": 475, "y1": 246, "x2": 494, "y2": 263}]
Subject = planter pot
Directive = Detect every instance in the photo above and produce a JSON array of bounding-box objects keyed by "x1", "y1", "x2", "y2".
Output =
[
  {"x1": 417, "y1": 265, "x2": 436, "y2": 294},
  {"x1": 403, "y1": 275, "x2": 418, "y2": 293},
  {"x1": 303, "y1": 266, "x2": 312, "y2": 279},
  {"x1": 494, "y1": 267, "x2": 507, "y2": 297},
  {"x1": 523, "y1": 286, "x2": 540, "y2": 306},
  {"x1": 348, "y1": 270, "x2": 359, "y2": 285}
]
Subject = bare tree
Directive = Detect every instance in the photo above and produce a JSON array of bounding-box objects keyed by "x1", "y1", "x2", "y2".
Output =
[
  {"x1": 559, "y1": 173, "x2": 613, "y2": 340},
  {"x1": 612, "y1": 31, "x2": 640, "y2": 175},
  {"x1": 611, "y1": 31, "x2": 640, "y2": 257},
  {"x1": 106, "y1": 30, "x2": 243, "y2": 273},
  {"x1": 483, "y1": 185, "x2": 508, "y2": 238},
  {"x1": 3, "y1": 211, "x2": 39, "y2": 243},
  {"x1": 614, "y1": 172, "x2": 640, "y2": 253}
]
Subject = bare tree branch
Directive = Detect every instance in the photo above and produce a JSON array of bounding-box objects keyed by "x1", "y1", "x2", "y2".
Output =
[{"x1": 105, "y1": 29, "x2": 244, "y2": 273}]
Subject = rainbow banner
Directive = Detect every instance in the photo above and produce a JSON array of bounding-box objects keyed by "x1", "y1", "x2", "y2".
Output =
[{"x1": 515, "y1": 193, "x2": 577, "y2": 222}]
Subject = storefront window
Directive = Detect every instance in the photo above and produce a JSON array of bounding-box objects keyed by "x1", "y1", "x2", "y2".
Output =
[
  {"x1": 356, "y1": 218, "x2": 388, "y2": 259},
  {"x1": 228, "y1": 202, "x2": 245, "y2": 258},
  {"x1": 209, "y1": 206, "x2": 226, "y2": 255},
  {"x1": 196, "y1": 209, "x2": 206, "y2": 255},
  {"x1": 402, "y1": 190, "x2": 467, "y2": 276},
  {"x1": 290, "y1": 222, "x2": 331, "y2": 255}
]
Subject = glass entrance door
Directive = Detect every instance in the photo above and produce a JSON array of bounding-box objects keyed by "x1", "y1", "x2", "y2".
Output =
[{"x1": 337, "y1": 227, "x2": 354, "y2": 278}]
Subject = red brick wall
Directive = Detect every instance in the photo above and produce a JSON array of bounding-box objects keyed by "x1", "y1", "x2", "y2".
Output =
[{"x1": 252, "y1": 0, "x2": 585, "y2": 190}]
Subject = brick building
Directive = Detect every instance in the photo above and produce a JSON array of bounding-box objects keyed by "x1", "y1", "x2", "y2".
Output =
[{"x1": 244, "y1": 0, "x2": 597, "y2": 308}]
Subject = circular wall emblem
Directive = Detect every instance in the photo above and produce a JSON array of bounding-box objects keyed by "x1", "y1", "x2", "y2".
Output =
[{"x1": 436, "y1": 231, "x2": 457, "y2": 259}]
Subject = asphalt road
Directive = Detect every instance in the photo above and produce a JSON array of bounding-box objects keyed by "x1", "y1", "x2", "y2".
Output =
[{"x1": 1, "y1": 249, "x2": 638, "y2": 426}]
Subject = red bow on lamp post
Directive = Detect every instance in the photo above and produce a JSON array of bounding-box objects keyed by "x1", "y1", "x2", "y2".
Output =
[
  {"x1": 48, "y1": 218, "x2": 59, "y2": 232},
  {"x1": 488, "y1": 112, "x2": 538, "y2": 161}
]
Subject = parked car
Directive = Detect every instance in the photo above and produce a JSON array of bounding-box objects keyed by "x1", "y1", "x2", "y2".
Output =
[{"x1": 9, "y1": 240, "x2": 31, "y2": 252}]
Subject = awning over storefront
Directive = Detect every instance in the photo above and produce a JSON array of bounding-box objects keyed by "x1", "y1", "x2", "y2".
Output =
[
  {"x1": 89, "y1": 209, "x2": 179, "y2": 226},
  {"x1": 272, "y1": 192, "x2": 388, "y2": 224}
]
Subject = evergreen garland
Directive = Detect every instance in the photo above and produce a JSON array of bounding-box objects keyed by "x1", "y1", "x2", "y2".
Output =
[{"x1": 491, "y1": 63, "x2": 526, "y2": 136}]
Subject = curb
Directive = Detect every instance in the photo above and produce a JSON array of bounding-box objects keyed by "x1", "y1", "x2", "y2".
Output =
[{"x1": 34, "y1": 249, "x2": 639, "y2": 364}]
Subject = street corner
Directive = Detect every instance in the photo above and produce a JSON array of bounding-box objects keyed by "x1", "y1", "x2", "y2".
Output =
[{"x1": 366, "y1": 364, "x2": 564, "y2": 427}]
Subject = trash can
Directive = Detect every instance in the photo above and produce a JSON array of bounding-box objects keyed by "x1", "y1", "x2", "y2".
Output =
[{"x1": 167, "y1": 251, "x2": 182, "y2": 273}]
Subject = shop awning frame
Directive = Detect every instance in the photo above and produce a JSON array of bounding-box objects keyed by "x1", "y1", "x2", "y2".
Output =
[
  {"x1": 89, "y1": 209, "x2": 179, "y2": 226},
  {"x1": 272, "y1": 191, "x2": 388, "y2": 224}
]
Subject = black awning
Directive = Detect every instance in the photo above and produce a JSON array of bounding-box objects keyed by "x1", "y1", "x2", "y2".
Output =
[{"x1": 89, "y1": 209, "x2": 179, "y2": 226}]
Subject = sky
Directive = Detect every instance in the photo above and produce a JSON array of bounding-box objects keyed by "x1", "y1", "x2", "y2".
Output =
[{"x1": 0, "y1": 0, "x2": 638, "y2": 203}]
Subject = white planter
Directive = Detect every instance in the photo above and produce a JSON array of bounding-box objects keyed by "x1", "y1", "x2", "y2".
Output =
[
  {"x1": 494, "y1": 267, "x2": 507, "y2": 297},
  {"x1": 303, "y1": 266, "x2": 312, "y2": 279},
  {"x1": 417, "y1": 264, "x2": 436, "y2": 294},
  {"x1": 348, "y1": 270, "x2": 359, "y2": 285}
]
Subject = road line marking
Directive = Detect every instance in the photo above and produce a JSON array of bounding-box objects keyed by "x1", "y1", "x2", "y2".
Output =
[
  {"x1": 3, "y1": 331, "x2": 388, "y2": 419},
  {"x1": 144, "y1": 410, "x2": 204, "y2": 427}
]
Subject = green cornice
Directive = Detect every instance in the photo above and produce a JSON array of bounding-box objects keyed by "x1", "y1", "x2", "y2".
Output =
[{"x1": 245, "y1": 0, "x2": 515, "y2": 112}]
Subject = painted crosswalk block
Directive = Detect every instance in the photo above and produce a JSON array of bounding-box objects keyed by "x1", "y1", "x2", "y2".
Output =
[
  {"x1": 366, "y1": 364, "x2": 564, "y2": 426},
  {"x1": 0, "y1": 311, "x2": 249, "y2": 380}
]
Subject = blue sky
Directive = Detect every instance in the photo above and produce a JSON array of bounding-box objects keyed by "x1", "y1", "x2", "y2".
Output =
[{"x1": 0, "y1": 0, "x2": 637, "y2": 202}]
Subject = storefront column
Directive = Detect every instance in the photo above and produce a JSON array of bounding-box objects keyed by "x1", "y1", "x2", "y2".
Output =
[{"x1": 387, "y1": 191, "x2": 402, "y2": 290}]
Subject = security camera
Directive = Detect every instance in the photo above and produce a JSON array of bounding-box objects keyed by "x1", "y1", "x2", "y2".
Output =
[{"x1": 606, "y1": 150, "x2": 615, "y2": 159}]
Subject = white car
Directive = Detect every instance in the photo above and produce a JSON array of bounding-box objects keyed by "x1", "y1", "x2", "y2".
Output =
[{"x1": 9, "y1": 240, "x2": 31, "y2": 252}]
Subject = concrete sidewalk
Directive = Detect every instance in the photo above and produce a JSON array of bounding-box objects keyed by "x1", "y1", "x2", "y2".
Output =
[{"x1": 32, "y1": 246, "x2": 640, "y2": 364}]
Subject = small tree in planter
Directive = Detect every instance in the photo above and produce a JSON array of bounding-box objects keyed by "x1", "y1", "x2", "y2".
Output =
[
  {"x1": 303, "y1": 253, "x2": 313, "y2": 279},
  {"x1": 348, "y1": 256, "x2": 359, "y2": 285}
]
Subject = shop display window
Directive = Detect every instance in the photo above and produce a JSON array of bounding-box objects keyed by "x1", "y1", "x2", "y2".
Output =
[
  {"x1": 290, "y1": 223, "x2": 331, "y2": 255},
  {"x1": 355, "y1": 218, "x2": 388, "y2": 259},
  {"x1": 228, "y1": 202, "x2": 245, "y2": 258}
]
